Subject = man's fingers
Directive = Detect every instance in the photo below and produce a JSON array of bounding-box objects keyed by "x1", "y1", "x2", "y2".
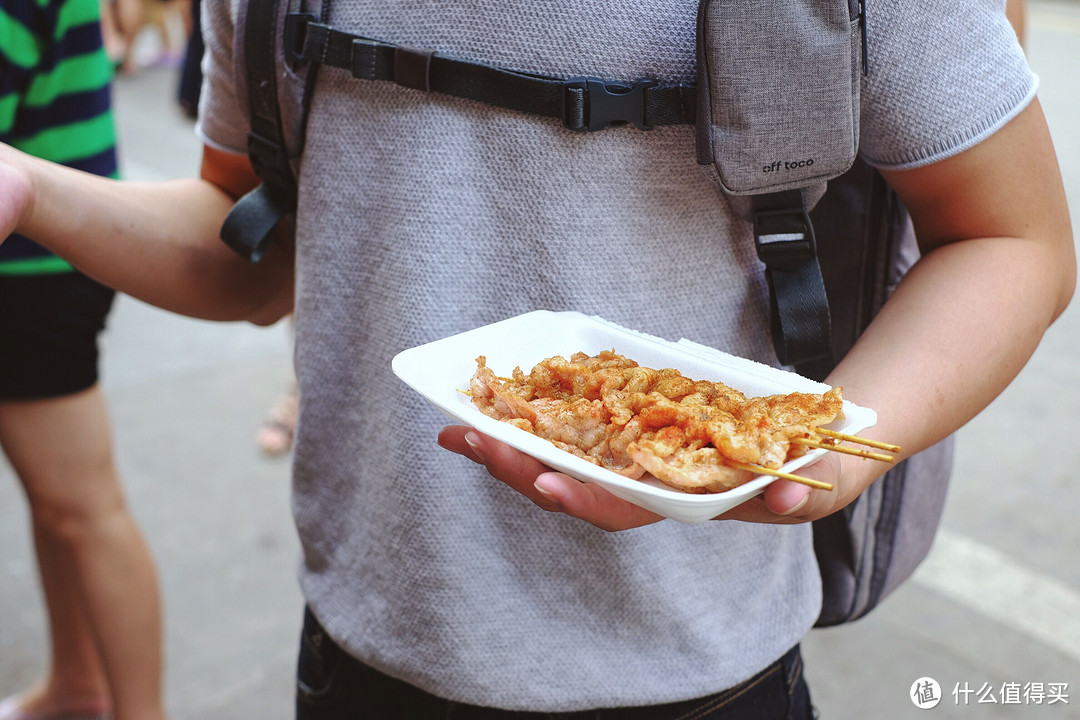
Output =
[
  {"x1": 717, "y1": 456, "x2": 843, "y2": 523},
  {"x1": 756, "y1": 457, "x2": 842, "y2": 521},
  {"x1": 438, "y1": 425, "x2": 662, "y2": 530},
  {"x1": 761, "y1": 480, "x2": 812, "y2": 516},
  {"x1": 436, "y1": 425, "x2": 480, "y2": 463},
  {"x1": 463, "y1": 429, "x2": 549, "y2": 490},
  {"x1": 533, "y1": 473, "x2": 663, "y2": 531},
  {"x1": 438, "y1": 426, "x2": 558, "y2": 504}
]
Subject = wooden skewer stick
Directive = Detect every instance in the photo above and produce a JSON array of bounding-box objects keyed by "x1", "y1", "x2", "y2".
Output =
[
  {"x1": 792, "y1": 437, "x2": 895, "y2": 463},
  {"x1": 814, "y1": 428, "x2": 902, "y2": 454},
  {"x1": 731, "y1": 462, "x2": 834, "y2": 491}
]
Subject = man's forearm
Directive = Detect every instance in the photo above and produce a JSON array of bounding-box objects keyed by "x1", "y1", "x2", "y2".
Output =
[
  {"x1": 845, "y1": 100, "x2": 1076, "y2": 469},
  {"x1": 10, "y1": 148, "x2": 292, "y2": 325},
  {"x1": 829, "y1": 233, "x2": 1071, "y2": 476},
  {"x1": 802, "y1": 100, "x2": 1076, "y2": 518}
]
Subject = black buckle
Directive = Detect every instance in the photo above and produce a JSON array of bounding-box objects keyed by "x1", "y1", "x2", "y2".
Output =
[
  {"x1": 562, "y1": 77, "x2": 655, "y2": 132},
  {"x1": 753, "y1": 206, "x2": 817, "y2": 272},
  {"x1": 284, "y1": 13, "x2": 319, "y2": 63}
]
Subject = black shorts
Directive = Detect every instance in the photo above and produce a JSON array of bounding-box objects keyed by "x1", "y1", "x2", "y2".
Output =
[{"x1": 0, "y1": 271, "x2": 116, "y2": 401}]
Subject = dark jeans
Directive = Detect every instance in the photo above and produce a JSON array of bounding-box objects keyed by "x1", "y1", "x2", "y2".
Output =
[{"x1": 296, "y1": 608, "x2": 815, "y2": 720}]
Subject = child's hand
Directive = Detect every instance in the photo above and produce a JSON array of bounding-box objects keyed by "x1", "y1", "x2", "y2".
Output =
[{"x1": 0, "y1": 146, "x2": 34, "y2": 246}]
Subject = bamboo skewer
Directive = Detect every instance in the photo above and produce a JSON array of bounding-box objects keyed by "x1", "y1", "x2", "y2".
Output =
[
  {"x1": 731, "y1": 462, "x2": 835, "y2": 491},
  {"x1": 814, "y1": 428, "x2": 901, "y2": 454},
  {"x1": 792, "y1": 436, "x2": 895, "y2": 463},
  {"x1": 462, "y1": 371, "x2": 898, "y2": 493}
]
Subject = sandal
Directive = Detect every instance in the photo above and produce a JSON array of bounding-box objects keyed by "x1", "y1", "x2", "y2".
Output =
[
  {"x1": 257, "y1": 382, "x2": 298, "y2": 456},
  {"x1": 0, "y1": 695, "x2": 111, "y2": 720}
]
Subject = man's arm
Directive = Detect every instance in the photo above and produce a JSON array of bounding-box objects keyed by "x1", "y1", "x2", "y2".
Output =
[
  {"x1": 787, "y1": 97, "x2": 1076, "y2": 519},
  {"x1": 439, "y1": 98, "x2": 1075, "y2": 530},
  {"x1": 0, "y1": 143, "x2": 293, "y2": 326}
]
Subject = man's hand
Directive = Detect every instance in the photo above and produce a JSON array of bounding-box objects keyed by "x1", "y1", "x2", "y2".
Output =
[
  {"x1": 437, "y1": 425, "x2": 858, "y2": 531},
  {"x1": 437, "y1": 425, "x2": 663, "y2": 530}
]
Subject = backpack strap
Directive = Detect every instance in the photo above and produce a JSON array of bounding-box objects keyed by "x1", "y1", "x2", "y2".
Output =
[
  {"x1": 219, "y1": 0, "x2": 305, "y2": 262},
  {"x1": 269, "y1": 14, "x2": 833, "y2": 373},
  {"x1": 752, "y1": 189, "x2": 834, "y2": 375},
  {"x1": 222, "y1": 11, "x2": 834, "y2": 377},
  {"x1": 284, "y1": 14, "x2": 697, "y2": 132}
]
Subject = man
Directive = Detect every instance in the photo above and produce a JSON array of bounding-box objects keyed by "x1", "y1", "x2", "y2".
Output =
[{"x1": 0, "y1": 0, "x2": 1073, "y2": 717}]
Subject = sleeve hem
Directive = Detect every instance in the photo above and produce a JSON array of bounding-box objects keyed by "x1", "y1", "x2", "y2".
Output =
[
  {"x1": 195, "y1": 121, "x2": 248, "y2": 157},
  {"x1": 864, "y1": 74, "x2": 1039, "y2": 171}
]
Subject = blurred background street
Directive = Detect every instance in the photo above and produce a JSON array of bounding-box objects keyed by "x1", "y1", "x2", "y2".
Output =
[{"x1": 2, "y1": 1, "x2": 1080, "y2": 717}]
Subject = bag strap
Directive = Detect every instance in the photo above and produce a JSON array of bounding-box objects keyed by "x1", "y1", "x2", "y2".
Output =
[
  {"x1": 752, "y1": 189, "x2": 834, "y2": 374},
  {"x1": 219, "y1": 0, "x2": 304, "y2": 262},
  {"x1": 284, "y1": 14, "x2": 834, "y2": 369},
  {"x1": 285, "y1": 14, "x2": 697, "y2": 132},
  {"x1": 223, "y1": 12, "x2": 836, "y2": 373}
]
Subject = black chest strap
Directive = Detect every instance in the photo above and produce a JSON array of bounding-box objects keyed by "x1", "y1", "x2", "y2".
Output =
[
  {"x1": 223, "y1": 12, "x2": 835, "y2": 371},
  {"x1": 285, "y1": 13, "x2": 697, "y2": 133}
]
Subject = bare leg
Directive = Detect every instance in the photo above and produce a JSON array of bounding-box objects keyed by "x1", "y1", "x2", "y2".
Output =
[
  {"x1": 174, "y1": 0, "x2": 192, "y2": 38},
  {"x1": 256, "y1": 378, "x2": 298, "y2": 456},
  {"x1": 99, "y1": 0, "x2": 126, "y2": 66},
  {"x1": 99, "y1": 0, "x2": 143, "y2": 74},
  {"x1": 0, "y1": 387, "x2": 167, "y2": 720},
  {"x1": 8, "y1": 522, "x2": 114, "y2": 717},
  {"x1": 257, "y1": 315, "x2": 298, "y2": 456}
]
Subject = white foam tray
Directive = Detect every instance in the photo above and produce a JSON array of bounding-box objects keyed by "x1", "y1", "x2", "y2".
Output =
[{"x1": 392, "y1": 311, "x2": 876, "y2": 523}]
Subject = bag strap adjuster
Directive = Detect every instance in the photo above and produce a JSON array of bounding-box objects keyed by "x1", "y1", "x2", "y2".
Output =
[
  {"x1": 282, "y1": 13, "x2": 696, "y2": 132},
  {"x1": 562, "y1": 77, "x2": 655, "y2": 132},
  {"x1": 753, "y1": 205, "x2": 816, "y2": 270}
]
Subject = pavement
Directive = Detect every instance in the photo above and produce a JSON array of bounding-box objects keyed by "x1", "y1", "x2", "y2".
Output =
[{"x1": 2, "y1": 2, "x2": 1080, "y2": 717}]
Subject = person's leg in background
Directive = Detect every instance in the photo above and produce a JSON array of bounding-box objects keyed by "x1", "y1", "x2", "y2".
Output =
[
  {"x1": 99, "y1": 0, "x2": 143, "y2": 73},
  {"x1": 257, "y1": 314, "x2": 298, "y2": 457},
  {"x1": 176, "y1": 0, "x2": 203, "y2": 119},
  {"x1": 0, "y1": 271, "x2": 167, "y2": 720},
  {"x1": 0, "y1": 387, "x2": 167, "y2": 720}
]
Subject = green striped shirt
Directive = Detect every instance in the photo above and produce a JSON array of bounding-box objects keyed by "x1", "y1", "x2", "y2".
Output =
[{"x1": 0, "y1": 0, "x2": 119, "y2": 275}]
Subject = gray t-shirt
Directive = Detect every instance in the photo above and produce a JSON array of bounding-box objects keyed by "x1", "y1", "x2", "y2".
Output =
[{"x1": 198, "y1": 0, "x2": 1034, "y2": 711}]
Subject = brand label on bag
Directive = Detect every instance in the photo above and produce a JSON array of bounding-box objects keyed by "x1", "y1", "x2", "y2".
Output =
[{"x1": 763, "y1": 158, "x2": 816, "y2": 173}]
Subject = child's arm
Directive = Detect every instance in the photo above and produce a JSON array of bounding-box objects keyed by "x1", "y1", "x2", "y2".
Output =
[{"x1": 0, "y1": 143, "x2": 294, "y2": 326}]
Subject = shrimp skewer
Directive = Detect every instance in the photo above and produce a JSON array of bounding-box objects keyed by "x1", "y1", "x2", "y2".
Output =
[{"x1": 469, "y1": 351, "x2": 894, "y2": 495}]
